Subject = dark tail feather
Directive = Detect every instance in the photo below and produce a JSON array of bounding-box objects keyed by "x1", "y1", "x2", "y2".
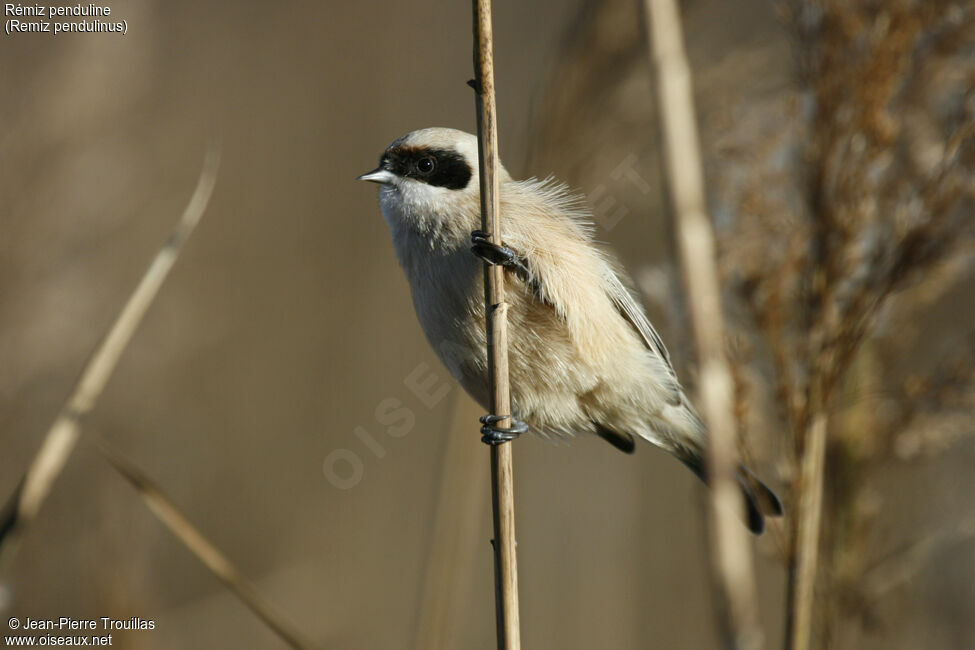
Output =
[
  {"x1": 678, "y1": 452, "x2": 784, "y2": 536},
  {"x1": 594, "y1": 424, "x2": 636, "y2": 454},
  {"x1": 739, "y1": 463, "x2": 784, "y2": 518}
]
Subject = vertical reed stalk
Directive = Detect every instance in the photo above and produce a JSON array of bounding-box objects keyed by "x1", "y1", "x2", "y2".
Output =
[
  {"x1": 785, "y1": 412, "x2": 827, "y2": 650},
  {"x1": 643, "y1": 1, "x2": 763, "y2": 648},
  {"x1": 471, "y1": 2, "x2": 521, "y2": 648}
]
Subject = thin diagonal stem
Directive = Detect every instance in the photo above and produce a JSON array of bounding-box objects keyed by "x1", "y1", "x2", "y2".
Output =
[
  {"x1": 92, "y1": 435, "x2": 316, "y2": 650},
  {"x1": 0, "y1": 145, "x2": 220, "y2": 574}
]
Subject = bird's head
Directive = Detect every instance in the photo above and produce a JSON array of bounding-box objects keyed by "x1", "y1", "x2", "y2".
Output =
[{"x1": 358, "y1": 128, "x2": 503, "y2": 241}]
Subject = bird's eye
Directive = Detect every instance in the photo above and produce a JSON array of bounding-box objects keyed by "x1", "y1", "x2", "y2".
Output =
[{"x1": 416, "y1": 156, "x2": 436, "y2": 174}]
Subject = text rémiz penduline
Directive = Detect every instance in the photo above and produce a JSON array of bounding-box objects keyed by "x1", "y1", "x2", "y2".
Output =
[{"x1": 5, "y1": 4, "x2": 126, "y2": 35}]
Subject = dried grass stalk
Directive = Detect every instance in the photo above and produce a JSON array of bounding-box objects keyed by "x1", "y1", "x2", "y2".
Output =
[
  {"x1": 92, "y1": 436, "x2": 316, "y2": 650},
  {"x1": 0, "y1": 146, "x2": 220, "y2": 574}
]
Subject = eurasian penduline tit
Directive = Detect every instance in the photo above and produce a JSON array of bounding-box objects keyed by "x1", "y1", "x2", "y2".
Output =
[{"x1": 358, "y1": 127, "x2": 783, "y2": 534}]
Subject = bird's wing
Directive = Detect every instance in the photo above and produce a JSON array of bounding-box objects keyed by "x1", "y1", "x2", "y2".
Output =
[
  {"x1": 501, "y1": 177, "x2": 679, "y2": 387},
  {"x1": 603, "y1": 267, "x2": 680, "y2": 384}
]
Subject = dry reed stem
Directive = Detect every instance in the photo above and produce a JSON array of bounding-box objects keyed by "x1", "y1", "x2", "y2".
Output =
[
  {"x1": 862, "y1": 514, "x2": 975, "y2": 601},
  {"x1": 643, "y1": 1, "x2": 763, "y2": 648},
  {"x1": 0, "y1": 146, "x2": 220, "y2": 575},
  {"x1": 471, "y1": 1, "x2": 521, "y2": 648},
  {"x1": 413, "y1": 395, "x2": 490, "y2": 650},
  {"x1": 786, "y1": 412, "x2": 827, "y2": 650},
  {"x1": 92, "y1": 436, "x2": 316, "y2": 650}
]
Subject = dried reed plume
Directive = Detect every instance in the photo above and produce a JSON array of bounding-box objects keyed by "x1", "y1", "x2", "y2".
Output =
[{"x1": 772, "y1": 3, "x2": 974, "y2": 647}]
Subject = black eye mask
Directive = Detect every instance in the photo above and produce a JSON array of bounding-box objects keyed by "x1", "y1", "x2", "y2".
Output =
[{"x1": 381, "y1": 147, "x2": 473, "y2": 190}]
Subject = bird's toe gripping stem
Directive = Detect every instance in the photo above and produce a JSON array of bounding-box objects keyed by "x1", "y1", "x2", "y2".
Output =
[
  {"x1": 470, "y1": 230, "x2": 529, "y2": 276},
  {"x1": 479, "y1": 414, "x2": 529, "y2": 445}
]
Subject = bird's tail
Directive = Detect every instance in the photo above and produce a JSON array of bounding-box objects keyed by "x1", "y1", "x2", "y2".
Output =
[{"x1": 678, "y1": 452, "x2": 784, "y2": 535}]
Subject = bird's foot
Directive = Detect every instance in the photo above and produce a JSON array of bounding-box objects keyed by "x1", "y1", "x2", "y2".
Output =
[
  {"x1": 479, "y1": 414, "x2": 529, "y2": 445},
  {"x1": 470, "y1": 230, "x2": 529, "y2": 276}
]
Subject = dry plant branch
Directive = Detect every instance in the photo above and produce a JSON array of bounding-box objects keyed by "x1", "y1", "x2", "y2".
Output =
[
  {"x1": 643, "y1": 1, "x2": 763, "y2": 649},
  {"x1": 785, "y1": 412, "x2": 827, "y2": 650},
  {"x1": 91, "y1": 435, "x2": 316, "y2": 650},
  {"x1": 861, "y1": 514, "x2": 975, "y2": 601},
  {"x1": 471, "y1": 1, "x2": 521, "y2": 648},
  {"x1": 0, "y1": 146, "x2": 220, "y2": 575}
]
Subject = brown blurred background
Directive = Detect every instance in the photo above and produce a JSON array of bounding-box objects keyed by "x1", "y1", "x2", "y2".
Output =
[{"x1": 2, "y1": 1, "x2": 972, "y2": 649}]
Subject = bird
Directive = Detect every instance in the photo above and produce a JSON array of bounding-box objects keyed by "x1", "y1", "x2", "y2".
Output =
[{"x1": 358, "y1": 127, "x2": 783, "y2": 534}]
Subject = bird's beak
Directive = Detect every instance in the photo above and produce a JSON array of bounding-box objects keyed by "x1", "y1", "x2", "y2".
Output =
[{"x1": 356, "y1": 168, "x2": 396, "y2": 184}]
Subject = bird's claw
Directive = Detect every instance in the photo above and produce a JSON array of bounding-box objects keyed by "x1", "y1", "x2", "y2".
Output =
[
  {"x1": 471, "y1": 230, "x2": 521, "y2": 268},
  {"x1": 479, "y1": 414, "x2": 529, "y2": 445},
  {"x1": 471, "y1": 231, "x2": 531, "y2": 281}
]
